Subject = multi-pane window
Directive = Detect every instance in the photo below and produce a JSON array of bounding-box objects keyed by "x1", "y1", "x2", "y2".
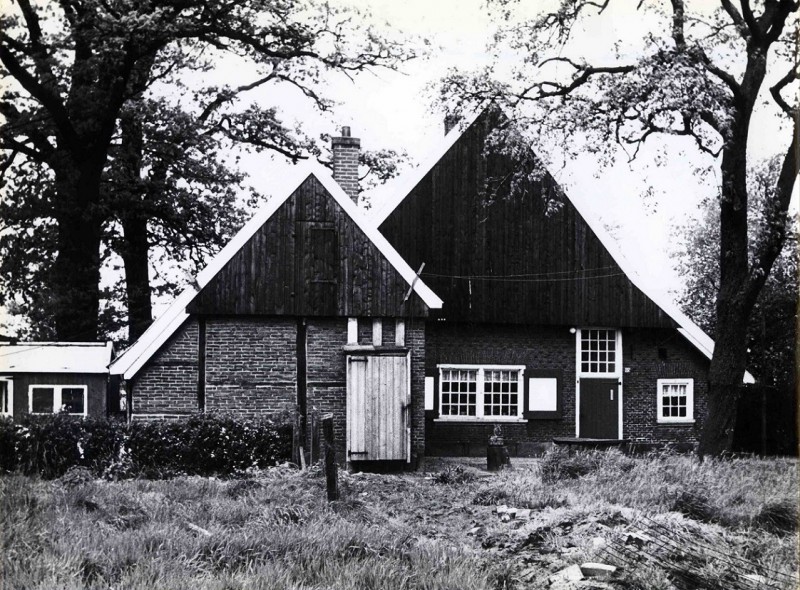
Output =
[
  {"x1": 440, "y1": 369, "x2": 477, "y2": 417},
  {"x1": 29, "y1": 385, "x2": 87, "y2": 416},
  {"x1": 483, "y1": 370, "x2": 520, "y2": 417},
  {"x1": 0, "y1": 379, "x2": 12, "y2": 417},
  {"x1": 579, "y1": 329, "x2": 618, "y2": 375},
  {"x1": 657, "y1": 379, "x2": 694, "y2": 423},
  {"x1": 439, "y1": 365, "x2": 524, "y2": 419}
]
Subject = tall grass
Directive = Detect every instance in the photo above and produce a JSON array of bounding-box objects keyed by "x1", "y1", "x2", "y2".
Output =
[{"x1": 1, "y1": 451, "x2": 796, "y2": 589}]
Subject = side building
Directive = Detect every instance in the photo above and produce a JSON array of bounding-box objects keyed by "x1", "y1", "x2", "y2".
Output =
[{"x1": 0, "y1": 342, "x2": 115, "y2": 419}]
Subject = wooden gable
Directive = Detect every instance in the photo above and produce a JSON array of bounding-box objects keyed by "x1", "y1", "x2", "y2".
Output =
[
  {"x1": 188, "y1": 174, "x2": 429, "y2": 318},
  {"x1": 378, "y1": 111, "x2": 675, "y2": 328}
]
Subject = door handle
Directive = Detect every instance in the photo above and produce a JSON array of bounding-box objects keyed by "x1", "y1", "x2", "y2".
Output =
[{"x1": 610, "y1": 389, "x2": 614, "y2": 401}]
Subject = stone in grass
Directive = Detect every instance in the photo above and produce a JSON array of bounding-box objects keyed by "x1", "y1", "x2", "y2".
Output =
[
  {"x1": 580, "y1": 563, "x2": 617, "y2": 579},
  {"x1": 548, "y1": 564, "x2": 584, "y2": 584}
]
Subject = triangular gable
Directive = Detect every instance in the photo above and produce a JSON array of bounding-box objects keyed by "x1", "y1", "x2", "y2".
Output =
[
  {"x1": 374, "y1": 107, "x2": 753, "y2": 383},
  {"x1": 111, "y1": 162, "x2": 442, "y2": 380}
]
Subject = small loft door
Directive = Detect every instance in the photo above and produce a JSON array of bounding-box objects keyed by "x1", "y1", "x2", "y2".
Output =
[
  {"x1": 579, "y1": 379, "x2": 619, "y2": 439},
  {"x1": 346, "y1": 352, "x2": 410, "y2": 461}
]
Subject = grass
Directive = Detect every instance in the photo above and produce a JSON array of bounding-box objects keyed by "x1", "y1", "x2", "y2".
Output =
[{"x1": 0, "y1": 450, "x2": 796, "y2": 589}]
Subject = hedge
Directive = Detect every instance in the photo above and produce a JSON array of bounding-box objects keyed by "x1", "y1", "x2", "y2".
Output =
[{"x1": 0, "y1": 413, "x2": 292, "y2": 479}]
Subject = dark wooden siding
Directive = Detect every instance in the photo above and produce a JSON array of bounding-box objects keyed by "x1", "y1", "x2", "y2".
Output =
[
  {"x1": 379, "y1": 111, "x2": 674, "y2": 328},
  {"x1": 188, "y1": 175, "x2": 428, "y2": 318},
  {"x1": 1, "y1": 372, "x2": 109, "y2": 418}
]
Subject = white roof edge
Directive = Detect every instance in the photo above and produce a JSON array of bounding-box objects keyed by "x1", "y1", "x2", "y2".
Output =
[
  {"x1": 567, "y1": 194, "x2": 755, "y2": 385},
  {"x1": 372, "y1": 107, "x2": 484, "y2": 226},
  {"x1": 110, "y1": 162, "x2": 442, "y2": 380}
]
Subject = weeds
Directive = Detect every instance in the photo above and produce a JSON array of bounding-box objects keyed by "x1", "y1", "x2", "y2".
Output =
[{"x1": 1, "y1": 453, "x2": 797, "y2": 590}]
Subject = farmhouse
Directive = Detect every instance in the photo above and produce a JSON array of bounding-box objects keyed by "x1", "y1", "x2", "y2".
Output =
[
  {"x1": 110, "y1": 111, "x2": 751, "y2": 464},
  {"x1": 0, "y1": 341, "x2": 116, "y2": 418}
]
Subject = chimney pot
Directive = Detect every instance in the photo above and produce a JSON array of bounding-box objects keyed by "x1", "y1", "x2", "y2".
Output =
[{"x1": 341, "y1": 126, "x2": 351, "y2": 137}]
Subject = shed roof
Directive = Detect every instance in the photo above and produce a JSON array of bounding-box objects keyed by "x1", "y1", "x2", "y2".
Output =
[{"x1": 0, "y1": 342, "x2": 114, "y2": 374}]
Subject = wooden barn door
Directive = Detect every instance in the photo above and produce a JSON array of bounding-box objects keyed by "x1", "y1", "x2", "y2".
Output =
[
  {"x1": 346, "y1": 352, "x2": 410, "y2": 462},
  {"x1": 579, "y1": 379, "x2": 619, "y2": 439}
]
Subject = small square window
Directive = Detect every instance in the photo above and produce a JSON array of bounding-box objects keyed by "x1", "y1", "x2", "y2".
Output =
[{"x1": 657, "y1": 379, "x2": 694, "y2": 423}]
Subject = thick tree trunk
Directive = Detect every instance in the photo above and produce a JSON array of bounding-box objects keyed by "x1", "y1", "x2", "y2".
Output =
[
  {"x1": 50, "y1": 153, "x2": 105, "y2": 341},
  {"x1": 695, "y1": 40, "x2": 771, "y2": 457},
  {"x1": 120, "y1": 213, "x2": 153, "y2": 341},
  {"x1": 698, "y1": 299, "x2": 749, "y2": 455}
]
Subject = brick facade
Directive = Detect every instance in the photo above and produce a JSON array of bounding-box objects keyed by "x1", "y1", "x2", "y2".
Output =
[
  {"x1": 130, "y1": 315, "x2": 709, "y2": 460},
  {"x1": 131, "y1": 315, "x2": 426, "y2": 466},
  {"x1": 425, "y1": 323, "x2": 711, "y2": 456},
  {"x1": 205, "y1": 318, "x2": 297, "y2": 417},
  {"x1": 131, "y1": 319, "x2": 199, "y2": 415}
]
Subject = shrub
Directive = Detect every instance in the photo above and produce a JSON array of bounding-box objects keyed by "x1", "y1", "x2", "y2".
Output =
[
  {"x1": 753, "y1": 499, "x2": 797, "y2": 534},
  {"x1": 0, "y1": 413, "x2": 292, "y2": 479},
  {"x1": 432, "y1": 465, "x2": 476, "y2": 485}
]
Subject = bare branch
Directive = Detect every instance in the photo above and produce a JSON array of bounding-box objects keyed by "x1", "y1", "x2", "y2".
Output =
[
  {"x1": 746, "y1": 118, "x2": 799, "y2": 305},
  {"x1": 198, "y1": 73, "x2": 279, "y2": 122},
  {"x1": 719, "y1": 0, "x2": 752, "y2": 39},
  {"x1": 770, "y1": 65, "x2": 799, "y2": 116}
]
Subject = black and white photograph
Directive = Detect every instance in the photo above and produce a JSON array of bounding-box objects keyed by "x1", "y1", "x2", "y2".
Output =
[{"x1": 0, "y1": 0, "x2": 797, "y2": 588}]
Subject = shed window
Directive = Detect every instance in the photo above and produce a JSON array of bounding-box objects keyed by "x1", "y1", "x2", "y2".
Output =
[
  {"x1": 0, "y1": 378, "x2": 12, "y2": 417},
  {"x1": 657, "y1": 379, "x2": 694, "y2": 423},
  {"x1": 439, "y1": 365, "x2": 525, "y2": 420},
  {"x1": 29, "y1": 385, "x2": 87, "y2": 416}
]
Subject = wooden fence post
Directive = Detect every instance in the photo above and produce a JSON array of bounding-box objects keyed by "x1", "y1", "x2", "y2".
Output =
[{"x1": 322, "y1": 414, "x2": 339, "y2": 501}]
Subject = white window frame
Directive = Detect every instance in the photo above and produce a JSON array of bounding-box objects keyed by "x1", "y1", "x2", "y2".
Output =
[
  {"x1": 0, "y1": 377, "x2": 13, "y2": 417},
  {"x1": 577, "y1": 328, "x2": 622, "y2": 378},
  {"x1": 657, "y1": 378, "x2": 694, "y2": 424},
  {"x1": 28, "y1": 385, "x2": 88, "y2": 417},
  {"x1": 436, "y1": 364, "x2": 526, "y2": 422}
]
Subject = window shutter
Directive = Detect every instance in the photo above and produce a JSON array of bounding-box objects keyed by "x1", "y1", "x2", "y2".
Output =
[
  {"x1": 426, "y1": 375, "x2": 439, "y2": 418},
  {"x1": 524, "y1": 369, "x2": 562, "y2": 419}
]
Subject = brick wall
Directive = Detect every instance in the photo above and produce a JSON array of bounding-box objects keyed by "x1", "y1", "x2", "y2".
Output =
[
  {"x1": 425, "y1": 323, "x2": 711, "y2": 456},
  {"x1": 131, "y1": 319, "x2": 199, "y2": 415},
  {"x1": 132, "y1": 315, "x2": 426, "y2": 466},
  {"x1": 306, "y1": 318, "x2": 347, "y2": 460},
  {"x1": 425, "y1": 323, "x2": 576, "y2": 456},
  {"x1": 205, "y1": 318, "x2": 297, "y2": 417},
  {"x1": 622, "y1": 328, "x2": 709, "y2": 447}
]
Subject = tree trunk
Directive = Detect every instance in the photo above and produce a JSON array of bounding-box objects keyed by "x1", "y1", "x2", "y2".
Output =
[
  {"x1": 50, "y1": 152, "x2": 105, "y2": 342},
  {"x1": 120, "y1": 213, "x2": 153, "y2": 341},
  {"x1": 117, "y1": 103, "x2": 153, "y2": 342},
  {"x1": 698, "y1": 299, "x2": 749, "y2": 456}
]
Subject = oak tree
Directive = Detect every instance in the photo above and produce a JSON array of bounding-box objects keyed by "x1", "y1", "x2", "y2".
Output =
[{"x1": 1, "y1": 0, "x2": 414, "y2": 341}]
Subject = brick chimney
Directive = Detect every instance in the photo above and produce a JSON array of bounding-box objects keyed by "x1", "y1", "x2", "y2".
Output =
[{"x1": 332, "y1": 126, "x2": 360, "y2": 203}]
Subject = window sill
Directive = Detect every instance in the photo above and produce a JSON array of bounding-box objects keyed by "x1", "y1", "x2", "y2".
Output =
[
  {"x1": 434, "y1": 417, "x2": 528, "y2": 423},
  {"x1": 656, "y1": 419, "x2": 695, "y2": 425}
]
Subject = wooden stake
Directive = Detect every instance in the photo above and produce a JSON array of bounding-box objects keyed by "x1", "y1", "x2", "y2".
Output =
[{"x1": 322, "y1": 414, "x2": 339, "y2": 501}]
